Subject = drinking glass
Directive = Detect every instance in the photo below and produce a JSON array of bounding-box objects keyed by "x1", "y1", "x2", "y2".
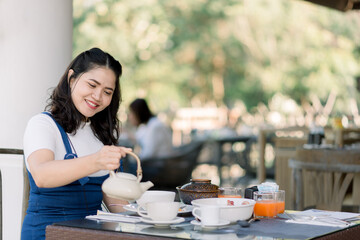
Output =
[
  {"x1": 254, "y1": 191, "x2": 277, "y2": 218},
  {"x1": 218, "y1": 187, "x2": 242, "y2": 198},
  {"x1": 275, "y1": 190, "x2": 285, "y2": 214},
  {"x1": 253, "y1": 190, "x2": 285, "y2": 218}
]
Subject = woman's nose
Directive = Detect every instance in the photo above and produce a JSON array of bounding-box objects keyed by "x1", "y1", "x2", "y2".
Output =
[{"x1": 92, "y1": 89, "x2": 102, "y2": 100}]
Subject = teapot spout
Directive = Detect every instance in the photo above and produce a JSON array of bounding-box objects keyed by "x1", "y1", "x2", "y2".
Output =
[{"x1": 140, "y1": 181, "x2": 154, "y2": 192}]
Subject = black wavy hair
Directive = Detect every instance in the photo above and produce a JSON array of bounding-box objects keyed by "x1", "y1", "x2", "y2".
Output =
[
  {"x1": 46, "y1": 48, "x2": 122, "y2": 145},
  {"x1": 129, "y1": 98, "x2": 154, "y2": 125}
]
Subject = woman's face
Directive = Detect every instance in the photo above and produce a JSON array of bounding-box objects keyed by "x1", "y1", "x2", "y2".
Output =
[{"x1": 69, "y1": 67, "x2": 116, "y2": 119}]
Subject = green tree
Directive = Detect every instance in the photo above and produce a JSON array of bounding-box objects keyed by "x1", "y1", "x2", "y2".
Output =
[{"x1": 73, "y1": 0, "x2": 360, "y2": 114}]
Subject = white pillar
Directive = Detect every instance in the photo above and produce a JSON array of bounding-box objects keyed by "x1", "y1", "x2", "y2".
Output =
[
  {"x1": 0, "y1": 1, "x2": 73, "y2": 239},
  {"x1": 0, "y1": 0, "x2": 73, "y2": 149}
]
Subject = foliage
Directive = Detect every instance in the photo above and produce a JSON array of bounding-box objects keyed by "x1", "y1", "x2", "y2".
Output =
[{"x1": 73, "y1": 0, "x2": 360, "y2": 115}]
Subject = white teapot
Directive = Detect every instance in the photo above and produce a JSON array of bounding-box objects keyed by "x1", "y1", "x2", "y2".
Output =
[{"x1": 102, "y1": 151, "x2": 154, "y2": 201}]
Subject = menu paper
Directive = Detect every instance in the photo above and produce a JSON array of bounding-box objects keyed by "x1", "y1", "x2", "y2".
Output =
[
  {"x1": 86, "y1": 210, "x2": 141, "y2": 223},
  {"x1": 284, "y1": 209, "x2": 360, "y2": 227},
  {"x1": 303, "y1": 209, "x2": 360, "y2": 220}
]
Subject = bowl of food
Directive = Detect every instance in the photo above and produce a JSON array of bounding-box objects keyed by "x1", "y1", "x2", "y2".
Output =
[
  {"x1": 177, "y1": 188, "x2": 218, "y2": 205},
  {"x1": 177, "y1": 179, "x2": 219, "y2": 205},
  {"x1": 191, "y1": 197, "x2": 255, "y2": 222}
]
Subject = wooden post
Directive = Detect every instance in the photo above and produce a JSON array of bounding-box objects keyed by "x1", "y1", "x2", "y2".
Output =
[
  {"x1": 334, "y1": 128, "x2": 344, "y2": 148},
  {"x1": 257, "y1": 129, "x2": 266, "y2": 183},
  {"x1": 353, "y1": 173, "x2": 360, "y2": 206}
]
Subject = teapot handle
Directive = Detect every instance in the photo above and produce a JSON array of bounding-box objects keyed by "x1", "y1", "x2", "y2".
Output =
[
  {"x1": 109, "y1": 170, "x2": 117, "y2": 178},
  {"x1": 124, "y1": 150, "x2": 143, "y2": 182}
]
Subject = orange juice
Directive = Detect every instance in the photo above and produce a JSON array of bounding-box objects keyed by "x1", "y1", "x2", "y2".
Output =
[
  {"x1": 254, "y1": 201, "x2": 277, "y2": 218},
  {"x1": 254, "y1": 190, "x2": 285, "y2": 218},
  {"x1": 276, "y1": 201, "x2": 285, "y2": 214},
  {"x1": 254, "y1": 201, "x2": 285, "y2": 217}
]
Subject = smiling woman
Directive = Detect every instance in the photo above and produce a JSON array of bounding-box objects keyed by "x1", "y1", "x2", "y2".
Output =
[{"x1": 21, "y1": 48, "x2": 132, "y2": 240}]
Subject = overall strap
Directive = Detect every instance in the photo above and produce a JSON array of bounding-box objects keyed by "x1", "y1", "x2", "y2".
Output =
[{"x1": 42, "y1": 112, "x2": 89, "y2": 185}]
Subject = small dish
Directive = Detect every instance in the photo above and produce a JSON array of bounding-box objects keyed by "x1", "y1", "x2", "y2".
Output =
[
  {"x1": 190, "y1": 219, "x2": 230, "y2": 229},
  {"x1": 140, "y1": 217, "x2": 185, "y2": 227},
  {"x1": 178, "y1": 204, "x2": 194, "y2": 214}
]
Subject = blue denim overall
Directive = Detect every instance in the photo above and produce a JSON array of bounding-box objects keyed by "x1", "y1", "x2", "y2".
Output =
[{"x1": 21, "y1": 113, "x2": 108, "y2": 240}]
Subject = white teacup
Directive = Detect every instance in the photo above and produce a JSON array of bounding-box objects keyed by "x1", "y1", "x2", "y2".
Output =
[
  {"x1": 136, "y1": 190, "x2": 175, "y2": 208},
  {"x1": 137, "y1": 201, "x2": 180, "y2": 221},
  {"x1": 192, "y1": 205, "x2": 220, "y2": 226}
]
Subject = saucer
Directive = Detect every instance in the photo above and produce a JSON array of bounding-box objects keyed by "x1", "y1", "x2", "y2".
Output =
[
  {"x1": 190, "y1": 219, "x2": 230, "y2": 229},
  {"x1": 124, "y1": 203, "x2": 138, "y2": 212},
  {"x1": 124, "y1": 203, "x2": 193, "y2": 214},
  {"x1": 140, "y1": 217, "x2": 185, "y2": 227}
]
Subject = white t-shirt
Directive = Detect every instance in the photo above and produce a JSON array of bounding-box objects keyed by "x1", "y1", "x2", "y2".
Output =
[
  {"x1": 23, "y1": 113, "x2": 108, "y2": 177},
  {"x1": 135, "y1": 117, "x2": 174, "y2": 159}
]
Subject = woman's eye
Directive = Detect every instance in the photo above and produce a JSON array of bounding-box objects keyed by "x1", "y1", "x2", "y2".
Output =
[
  {"x1": 88, "y1": 83, "x2": 96, "y2": 88},
  {"x1": 104, "y1": 91, "x2": 112, "y2": 96}
]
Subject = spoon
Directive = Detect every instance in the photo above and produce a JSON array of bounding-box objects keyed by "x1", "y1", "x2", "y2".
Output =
[
  {"x1": 237, "y1": 217, "x2": 260, "y2": 227},
  {"x1": 285, "y1": 212, "x2": 349, "y2": 226}
]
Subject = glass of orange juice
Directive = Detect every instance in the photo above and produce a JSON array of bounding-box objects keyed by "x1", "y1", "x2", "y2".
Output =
[
  {"x1": 254, "y1": 190, "x2": 285, "y2": 218},
  {"x1": 253, "y1": 191, "x2": 277, "y2": 218},
  {"x1": 218, "y1": 187, "x2": 242, "y2": 198}
]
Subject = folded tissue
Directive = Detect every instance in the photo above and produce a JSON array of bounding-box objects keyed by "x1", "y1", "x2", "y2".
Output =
[{"x1": 257, "y1": 182, "x2": 279, "y2": 192}]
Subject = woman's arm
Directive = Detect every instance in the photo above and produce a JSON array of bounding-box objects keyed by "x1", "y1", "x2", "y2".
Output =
[{"x1": 28, "y1": 145, "x2": 131, "y2": 188}]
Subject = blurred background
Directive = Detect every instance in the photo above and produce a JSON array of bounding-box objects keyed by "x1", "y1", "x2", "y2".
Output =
[
  {"x1": 73, "y1": 0, "x2": 360, "y2": 120},
  {"x1": 72, "y1": 0, "x2": 360, "y2": 186}
]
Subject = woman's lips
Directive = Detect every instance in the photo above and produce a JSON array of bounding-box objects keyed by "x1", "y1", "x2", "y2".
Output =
[{"x1": 86, "y1": 100, "x2": 99, "y2": 109}]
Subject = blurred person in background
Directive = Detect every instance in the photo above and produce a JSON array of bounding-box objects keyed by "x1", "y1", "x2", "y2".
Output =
[{"x1": 128, "y1": 98, "x2": 174, "y2": 160}]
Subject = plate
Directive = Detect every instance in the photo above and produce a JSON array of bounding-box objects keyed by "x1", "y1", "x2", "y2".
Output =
[
  {"x1": 123, "y1": 204, "x2": 138, "y2": 212},
  {"x1": 140, "y1": 217, "x2": 185, "y2": 227},
  {"x1": 178, "y1": 204, "x2": 194, "y2": 214},
  {"x1": 190, "y1": 219, "x2": 230, "y2": 229},
  {"x1": 124, "y1": 203, "x2": 193, "y2": 214}
]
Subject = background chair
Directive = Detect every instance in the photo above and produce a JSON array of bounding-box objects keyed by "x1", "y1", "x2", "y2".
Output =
[
  {"x1": 22, "y1": 160, "x2": 30, "y2": 224},
  {"x1": 289, "y1": 158, "x2": 360, "y2": 212},
  {"x1": 0, "y1": 148, "x2": 25, "y2": 240},
  {"x1": 272, "y1": 128, "x2": 308, "y2": 210},
  {"x1": 137, "y1": 140, "x2": 204, "y2": 191},
  {"x1": 258, "y1": 126, "x2": 309, "y2": 184}
]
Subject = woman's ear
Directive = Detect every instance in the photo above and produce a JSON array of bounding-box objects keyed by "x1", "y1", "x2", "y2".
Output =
[{"x1": 67, "y1": 69, "x2": 75, "y2": 86}]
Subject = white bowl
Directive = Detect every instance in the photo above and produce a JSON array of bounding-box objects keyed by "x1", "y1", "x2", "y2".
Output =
[{"x1": 191, "y1": 198, "x2": 255, "y2": 222}]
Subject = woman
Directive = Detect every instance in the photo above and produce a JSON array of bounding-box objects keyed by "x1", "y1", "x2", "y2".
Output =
[
  {"x1": 22, "y1": 48, "x2": 129, "y2": 240},
  {"x1": 128, "y1": 98, "x2": 173, "y2": 159}
]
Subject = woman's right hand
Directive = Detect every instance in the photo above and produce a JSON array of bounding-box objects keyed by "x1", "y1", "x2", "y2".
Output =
[{"x1": 95, "y1": 145, "x2": 132, "y2": 171}]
